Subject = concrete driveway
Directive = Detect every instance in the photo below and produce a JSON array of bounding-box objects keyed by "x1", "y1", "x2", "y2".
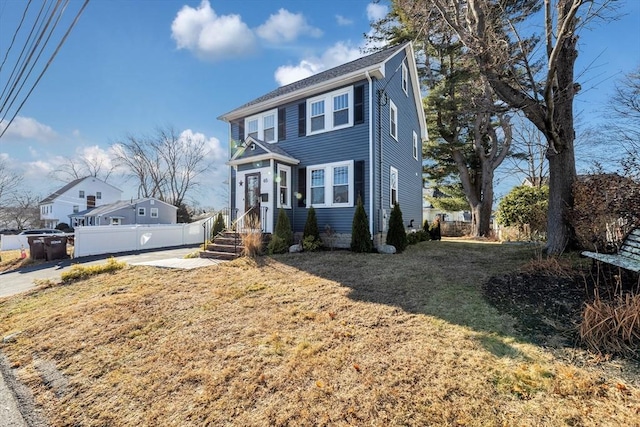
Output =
[{"x1": 0, "y1": 245, "x2": 222, "y2": 299}]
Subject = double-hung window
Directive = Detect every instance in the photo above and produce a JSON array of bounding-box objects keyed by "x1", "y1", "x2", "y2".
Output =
[
  {"x1": 277, "y1": 164, "x2": 291, "y2": 209},
  {"x1": 138, "y1": 207, "x2": 146, "y2": 216},
  {"x1": 310, "y1": 100, "x2": 325, "y2": 132},
  {"x1": 413, "y1": 131, "x2": 419, "y2": 160},
  {"x1": 307, "y1": 160, "x2": 354, "y2": 208},
  {"x1": 390, "y1": 166, "x2": 398, "y2": 207},
  {"x1": 390, "y1": 101, "x2": 398, "y2": 141},
  {"x1": 79, "y1": 190, "x2": 85, "y2": 198},
  {"x1": 150, "y1": 208, "x2": 159, "y2": 218},
  {"x1": 96, "y1": 191, "x2": 102, "y2": 200},
  {"x1": 306, "y1": 87, "x2": 353, "y2": 135},
  {"x1": 244, "y1": 108, "x2": 278, "y2": 142}
]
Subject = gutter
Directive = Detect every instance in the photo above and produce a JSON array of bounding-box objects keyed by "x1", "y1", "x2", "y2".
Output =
[{"x1": 366, "y1": 70, "x2": 374, "y2": 237}]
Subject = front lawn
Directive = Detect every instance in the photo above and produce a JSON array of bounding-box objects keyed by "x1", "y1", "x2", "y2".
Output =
[{"x1": 0, "y1": 240, "x2": 637, "y2": 426}]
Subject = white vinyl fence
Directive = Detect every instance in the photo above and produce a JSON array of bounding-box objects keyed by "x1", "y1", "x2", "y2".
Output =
[{"x1": 1, "y1": 220, "x2": 207, "y2": 257}]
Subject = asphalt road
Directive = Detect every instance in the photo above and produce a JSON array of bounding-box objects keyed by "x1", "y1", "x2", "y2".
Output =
[{"x1": 0, "y1": 245, "x2": 206, "y2": 299}]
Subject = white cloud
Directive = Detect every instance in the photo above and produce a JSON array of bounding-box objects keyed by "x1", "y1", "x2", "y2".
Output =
[
  {"x1": 274, "y1": 42, "x2": 364, "y2": 86},
  {"x1": 0, "y1": 116, "x2": 57, "y2": 141},
  {"x1": 256, "y1": 8, "x2": 322, "y2": 43},
  {"x1": 336, "y1": 15, "x2": 353, "y2": 26},
  {"x1": 171, "y1": 0, "x2": 256, "y2": 60},
  {"x1": 366, "y1": 2, "x2": 388, "y2": 21},
  {"x1": 179, "y1": 129, "x2": 226, "y2": 162}
]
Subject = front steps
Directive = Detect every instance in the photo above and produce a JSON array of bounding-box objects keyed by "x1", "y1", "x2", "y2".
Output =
[{"x1": 199, "y1": 231, "x2": 271, "y2": 260}]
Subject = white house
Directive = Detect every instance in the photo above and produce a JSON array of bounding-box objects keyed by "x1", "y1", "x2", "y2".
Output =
[{"x1": 39, "y1": 177, "x2": 122, "y2": 229}]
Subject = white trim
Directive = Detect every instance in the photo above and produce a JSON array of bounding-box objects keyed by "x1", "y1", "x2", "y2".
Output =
[
  {"x1": 277, "y1": 164, "x2": 291, "y2": 209},
  {"x1": 150, "y1": 208, "x2": 159, "y2": 218},
  {"x1": 138, "y1": 207, "x2": 146, "y2": 216},
  {"x1": 307, "y1": 160, "x2": 354, "y2": 208},
  {"x1": 389, "y1": 100, "x2": 398, "y2": 141},
  {"x1": 413, "y1": 130, "x2": 418, "y2": 160},
  {"x1": 366, "y1": 71, "x2": 374, "y2": 235},
  {"x1": 306, "y1": 86, "x2": 354, "y2": 136},
  {"x1": 244, "y1": 108, "x2": 278, "y2": 143},
  {"x1": 390, "y1": 166, "x2": 398, "y2": 207}
]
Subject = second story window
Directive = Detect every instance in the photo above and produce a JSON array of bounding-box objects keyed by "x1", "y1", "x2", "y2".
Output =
[
  {"x1": 79, "y1": 190, "x2": 85, "y2": 198},
  {"x1": 138, "y1": 207, "x2": 146, "y2": 216},
  {"x1": 413, "y1": 131, "x2": 419, "y2": 160},
  {"x1": 73, "y1": 205, "x2": 79, "y2": 213},
  {"x1": 96, "y1": 192, "x2": 102, "y2": 200},
  {"x1": 306, "y1": 86, "x2": 354, "y2": 136},
  {"x1": 390, "y1": 101, "x2": 398, "y2": 141},
  {"x1": 150, "y1": 208, "x2": 159, "y2": 218},
  {"x1": 402, "y1": 62, "x2": 408, "y2": 95},
  {"x1": 244, "y1": 109, "x2": 277, "y2": 143}
]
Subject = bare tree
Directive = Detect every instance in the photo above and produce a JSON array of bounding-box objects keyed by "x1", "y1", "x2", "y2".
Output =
[
  {"x1": 49, "y1": 152, "x2": 116, "y2": 183},
  {"x1": 499, "y1": 115, "x2": 548, "y2": 188},
  {"x1": 0, "y1": 192, "x2": 41, "y2": 230},
  {"x1": 394, "y1": 0, "x2": 618, "y2": 254},
  {"x1": 112, "y1": 126, "x2": 212, "y2": 207},
  {"x1": 0, "y1": 157, "x2": 22, "y2": 204}
]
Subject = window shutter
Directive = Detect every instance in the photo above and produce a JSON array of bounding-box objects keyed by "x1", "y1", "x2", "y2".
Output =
[
  {"x1": 238, "y1": 120, "x2": 245, "y2": 141},
  {"x1": 354, "y1": 85, "x2": 364, "y2": 124},
  {"x1": 298, "y1": 103, "x2": 306, "y2": 136},
  {"x1": 297, "y1": 167, "x2": 306, "y2": 207},
  {"x1": 278, "y1": 107, "x2": 286, "y2": 141},
  {"x1": 355, "y1": 160, "x2": 365, "y2": 205}
]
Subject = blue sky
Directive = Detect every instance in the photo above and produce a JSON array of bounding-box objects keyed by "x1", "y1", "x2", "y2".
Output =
[{"x1": 0, "y1": 0, "x2": 638, "y2": 210}]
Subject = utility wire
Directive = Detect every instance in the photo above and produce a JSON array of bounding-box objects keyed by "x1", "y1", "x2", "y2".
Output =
[
  {"x1": 0, "y1": 0, "x2": 89, "y2": 140},
  {"x1": 0, "y1": 0, "x2": 32, "y2": 75}
]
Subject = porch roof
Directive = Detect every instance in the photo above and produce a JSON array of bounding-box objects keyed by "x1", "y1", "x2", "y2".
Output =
[{"x1": 227, "y1": 136, "x2": 299, "y2": 167}]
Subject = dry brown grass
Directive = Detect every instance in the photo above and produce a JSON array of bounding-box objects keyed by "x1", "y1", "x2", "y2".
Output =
[{"x1": 0, "y1": 240, "x2": 638, "y2": 426}]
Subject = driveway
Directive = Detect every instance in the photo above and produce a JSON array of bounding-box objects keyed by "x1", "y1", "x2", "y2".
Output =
[{"x1": 0, "y1": 245, "x2": 222, "y2": 299}]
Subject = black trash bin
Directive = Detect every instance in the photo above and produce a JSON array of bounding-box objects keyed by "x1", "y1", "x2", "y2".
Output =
[
  {"x1": 27, "y1": 236, "x2": 46, "y2": 260},
  {"x1": 44, "y1": 236, "x2": 69, "y2": 261}
]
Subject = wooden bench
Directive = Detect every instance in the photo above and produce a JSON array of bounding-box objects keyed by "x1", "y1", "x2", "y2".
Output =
[{"x1": 581, "y1": 228, "x2": 640, "y2": 272}]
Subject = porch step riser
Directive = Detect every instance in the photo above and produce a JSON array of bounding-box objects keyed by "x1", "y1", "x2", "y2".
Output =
[
  {"x1": 205, "y1": 244, "x2": 243, "y2": 254},
  {"x1": 200, "y1": 251, "x2": 240, "y2": 261}
]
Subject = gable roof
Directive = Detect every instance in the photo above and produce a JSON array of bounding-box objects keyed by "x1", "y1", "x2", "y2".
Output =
[
  {"x1": 40, "y1": 176, "x2": 122, "y2": 204},
  {"x1": 218, "y1": 43, "x2": 409, "y2": 122},
  {"x1": 69, "y1": 198, "x2": 177, "y2": 219},
  {"x1": 228, "y1": 136, "x2": 299, "y2": 167}
]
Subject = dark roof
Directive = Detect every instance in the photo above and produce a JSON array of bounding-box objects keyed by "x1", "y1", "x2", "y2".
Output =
[
  {"x1": 40, "y1": 177, "x2": 86, "y2": 204},
  {"x1": 219, "y1": 43, "x2": 408, "y2": 120}
]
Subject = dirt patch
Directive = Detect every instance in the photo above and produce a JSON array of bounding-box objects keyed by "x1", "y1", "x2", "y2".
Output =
[{"x1": 483, "y1": 266, "x2": 640, "y2": 384}]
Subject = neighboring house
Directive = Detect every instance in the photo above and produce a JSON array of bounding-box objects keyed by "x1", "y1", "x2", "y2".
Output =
[
  {"x1": 39, "y1": 177, "x2": 122, "y2": 229},
  {"x1": 68, "y1": 198, "x2": 177, "y2": 227},
  {"x1": 422, "y1": 187, "x2": 469, "y2": 224},
  {"x1": 218, "y1": 42, "x2": 426, "y2": 247}
]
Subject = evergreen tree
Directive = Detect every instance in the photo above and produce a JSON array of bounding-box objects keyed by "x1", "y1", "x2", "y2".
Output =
[
  {"x1": 303, "y1": 206, "x2": 322, "y2": 251},
  {"x1": 386, "y1": 203, "x2": 407, "y2": 253},
  {"x1": 212, "y1": 211, "x2": 225, "y2": 237},
  {"x1": 351, "y1": 196, "x2": 373, "y2": 253},
  {"x1": 268, "y1": 209, "x2": 293, "y2": 254}
]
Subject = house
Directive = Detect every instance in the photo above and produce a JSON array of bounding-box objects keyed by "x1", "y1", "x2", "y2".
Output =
[
  {"x1": 422, "y1": 187, "x2": 470, "y2": 224},
  {"x1": 68, "y1": 198, "x2": 177, "y2": 227},
  {"x1": 218, "y1": 42, "x2": 426, "y2": 248},
  {"x1": 39, "y1": 177, "x2": 122, "y2": 229}
]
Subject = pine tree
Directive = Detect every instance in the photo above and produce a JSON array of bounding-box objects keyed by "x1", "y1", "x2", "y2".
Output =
[
  {"x1": 212, "y1": 212, "x2": 225, "y2": 237},
  {"x1": 303, "y1": 206, "x2": 322, "y2": 251},
  {"x1": 386, "y1": 203, "x2": 407, "y2": 253},
  {"x1": 268, "y1": 209, "x2": 293, "y2": 254},
  {"x1": 351, "y1": 196, "x2": 373, "y2": 253}
]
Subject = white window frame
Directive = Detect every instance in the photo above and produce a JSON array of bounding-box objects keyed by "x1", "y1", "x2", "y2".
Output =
[
  {"x1": 79, "y1": 190, "x2": 85, "y2": 198},
  {"x1": 401, "y1": 62, "x2": 408, "y2": 96},
  {"x1": 390, "y1": 166, "x2": 398, "y2": 207},
  {"x1": 96, "y1": 192, "x2": 102, "y2": 200},
  {"x1": 277, "y1": 164, "x2": 291, "y2": 209},
  {"x1": 244, "y1": 108, "x2": 278, "y2": 143},
  {"x1": 307, "y1": 160, "x2": 354, "y2": 208},
  {"x1": 390, "y1": 100, "x2": 398, "y2": 141},
  {"x1": 138, "y1": 207, "x2": 146, "y2": 216},
  {"x1": 73, "y1": 205, "x2": 79, "y2": 213},
  {"x1": 306, "y1": 86, "x2": 354, "y2": 136},
  {"x1": 150, "y1": 208, "x2": 159, "y2": 218},
  {"x1": 413, "y1": 131, "x2": 419, "y2": 160},
  {"x1": 111, "y1": 218, "x2": 121, "y2": 226}
]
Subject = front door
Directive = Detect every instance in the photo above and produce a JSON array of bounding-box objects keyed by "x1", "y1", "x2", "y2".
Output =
[{"x1": 244, "y1": 172, "x2": 261, "y2": 227}]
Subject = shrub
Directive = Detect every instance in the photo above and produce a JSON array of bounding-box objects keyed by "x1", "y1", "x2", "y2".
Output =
[
  {"x1": 386, "y1": 203, "x2": 407, "y2": 253},
  {"x1": 429, "y1": 217, "x2": 441, "y2": 241},
  {"x1": 407, "y1": 230, "x2": 429, "y2": 245},
  {"x1": 212, "y1": 212, "x2": 225, "y2": 238},
  {"x1": 570, "y1": 173, "x2": 640, "y2": 252},
  {"x1": 495, "y1": 185, "x2": 548, "y2": 237},
  {"x1": 55, "y1": 223, "x2": 73, "y2": 233},
  {"x1": 351, "y1": 196, "x2": 372, "y2": 253},
  {"x1": 303, "y1": 206, "x2": 322, "y2": 251},
  {"x1": 268, "y1": 209, "x2": 293, "y2": 254}
]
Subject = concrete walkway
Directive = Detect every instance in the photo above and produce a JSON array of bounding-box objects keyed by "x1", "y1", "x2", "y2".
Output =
[{"x1": 0, "y1": 245, "x2": 225, "y2": 425}]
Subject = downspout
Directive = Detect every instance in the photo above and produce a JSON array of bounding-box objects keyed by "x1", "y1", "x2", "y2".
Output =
[{"x1": 365, "y1": 71, "x2": 374, "y2": 237}]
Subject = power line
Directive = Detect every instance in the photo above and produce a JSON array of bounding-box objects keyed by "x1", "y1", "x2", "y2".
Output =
[{"x1": 0, "y1": 0, "x2": 90, "y2": 140}]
